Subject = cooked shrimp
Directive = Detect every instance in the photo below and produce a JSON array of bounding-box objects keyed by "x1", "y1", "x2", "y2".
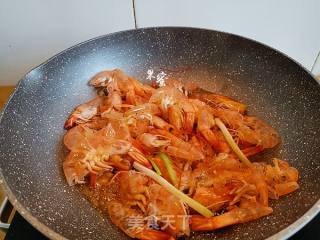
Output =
[
  {"x1": 211, "y1": 108, "x2": 244, "y2": 129},
  {"x1": 149, "y1": 86, "x2": 186, "y2": 118},
  {"x1": 138, "y1": 133, "x2": 171, "y2": 149},
  {"x1": 129, "y1": 76, "x2": 155, "y2": 99},
  {"x1": 89, "y1": 69, "x2": 117, "y2": 88},
  {"x1": 167, "y1": 105, "x2": 183, "y2": 130},
  {"x1": 149, "y1": 129, "x2": 204, "y2": 161},
  {"x1": 100, "y1": 91, "x2": 122, "y2": 113},
  {"x1": 258, "y1": 158, "x2": 299, "y2": 199},
  {"x1": 63, "y1": 69, "x2": 299, "y2": 239},
  {"x1": 190, "y1": 205, "x2": 272, "y2": 231},
  {"x1": 125, "y1": 103, "x2": 161, "y2": 118},
  {"x1": 191, "y1": 91, "x2": 247, "y2": 114},
  {"x1": 63, "y1": 125, "x2": 135, "y2": 185},
  {"x1": 112, "y1": 171, "x2": 150, "y2": 212},
  {"x1": 179, "y1": 162, "x2": 192, "y2": 193},
  {"x1": 212, "y1": 108, "x2": 280, "y2": 149},
  {"x1": 241, "y1": 145, "x2": 264, "y2": 157},
  {"x1": 108, "y1": 119, "x2": 132, "y2": 141},
  {"x1": 239, "y1": 116, "x2": 280, "y2": 148},
  {"x1": 197, "y1": 108, "x2": 230, "y2": 153},
  {"x1": 63, "y1": 152, "x2": 91, "y2": 185},
  {"x1": 89, "y1": 69, "x2": 131, "y2": 95},
  {"x1": 106, "y1": 171, "x2": 150, "y2": 238},
  {"x1": 190, "y1": 135, "x2": 214, "y2": 158},
  {"x1": 63, "y1": 125, "x2": 95, "y2": 151},
  {"x1": 63, "y1": 138, "x2": 131, "y2": 185},
  {"x1": 192, "y1": 187, "x2": 233, "y2": 212},
  {"x1": 64, "y1": 97, "x2": 103, "y2": 129},
  {"x1": 82, "y1": 117, "x2": 109, "y2": 130},
  {"x1": 185, "y1": 154, "x2": 270, "y2": 208},
  {"x1": 106, "y1": 171, "x2": 186, "y2": 239},
  {"x1": 128, "y1": 146, "x2": 152, "y2": 168},
  {"x1": 148, "y1": 184, "x2": 190, "y2": 237},
  {"x1": 151, "y1": 116, "x2": 174, "y2": 131},
  {"x1": 168, "y1": 100, "x2": 196, "y2": 133},
  {"x1": 90, "y1": 69, "x2": 154, "y2": 102}
]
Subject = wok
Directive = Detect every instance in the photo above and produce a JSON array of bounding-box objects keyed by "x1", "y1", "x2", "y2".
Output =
[{"x1": 0, "y1": 27, "x2": 319, "y2": 240}]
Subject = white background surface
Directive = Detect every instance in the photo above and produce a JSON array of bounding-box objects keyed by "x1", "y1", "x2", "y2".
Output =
[
  {"x1": 0, "y1": 0, "x2": 134, "y2": 86},
  {"x1": 1, "y1": 0, "x2": 319, "y2": 86},
  {"x1": 135, "y1": 0, "x2": 320, "y2": 73}
]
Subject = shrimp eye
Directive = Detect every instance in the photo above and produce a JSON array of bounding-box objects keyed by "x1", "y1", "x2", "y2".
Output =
[
  {"x1": 103, "y1": 88, "x2": 109, "y2": 96},
  {"x1": 280, "y1": 175, "x2": 287, "y2": 182},
  {"x1": 182, "y1": 189, "x2": 189, "y2": 194}
]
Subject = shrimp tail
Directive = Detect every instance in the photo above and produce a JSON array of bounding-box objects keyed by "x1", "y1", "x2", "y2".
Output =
[
  {"x1": 190, "y1": 206, "x2": 273, "y2": 231},
  {"x1": 137, "y1": 229, "x2": 175, "y2": 240},
  {"x1": 242, "y1": 145, "x2": 264, "y2": 157}
]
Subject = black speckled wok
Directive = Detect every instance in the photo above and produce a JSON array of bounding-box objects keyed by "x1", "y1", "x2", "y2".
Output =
[{"x1": 0, "y1": 27, "x2": 319, "y2": 240}]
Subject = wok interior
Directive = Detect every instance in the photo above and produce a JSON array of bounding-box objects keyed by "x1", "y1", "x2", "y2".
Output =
[{"x1": 0, "y1": 28, "x2": 319, "y2": 240}]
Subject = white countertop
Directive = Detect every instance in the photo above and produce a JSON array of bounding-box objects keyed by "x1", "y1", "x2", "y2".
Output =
[{"x1": 0, "y1": 0, "x2": 319, "y2": 86}]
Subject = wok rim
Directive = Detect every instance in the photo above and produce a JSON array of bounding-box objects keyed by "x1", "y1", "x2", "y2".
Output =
[{"x1": 0, "y1": 26, "x2": 319, "y2": 240}]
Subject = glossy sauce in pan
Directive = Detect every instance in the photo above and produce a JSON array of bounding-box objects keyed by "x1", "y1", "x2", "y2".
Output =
[{"x1": 78, "y1": 172, "x2": 115, "y2": 215}]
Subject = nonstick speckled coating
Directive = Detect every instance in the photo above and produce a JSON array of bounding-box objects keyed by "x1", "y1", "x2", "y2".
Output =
[{"x1": 0, "y1": 27, "x2": 319, "y2": 240}]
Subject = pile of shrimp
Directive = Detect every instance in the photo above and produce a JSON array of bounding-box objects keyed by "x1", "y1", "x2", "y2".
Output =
[{"x1": 63, "y1": 69, "x2": 299, "y2": 240}]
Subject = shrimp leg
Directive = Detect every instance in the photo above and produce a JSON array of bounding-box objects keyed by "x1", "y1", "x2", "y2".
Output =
[
  {"x1": 64, "y1": 97, "x2": 103, "y2": 129},
  {"x1": 197, "y1": 108, "x2": 230, "y2": 153}
]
